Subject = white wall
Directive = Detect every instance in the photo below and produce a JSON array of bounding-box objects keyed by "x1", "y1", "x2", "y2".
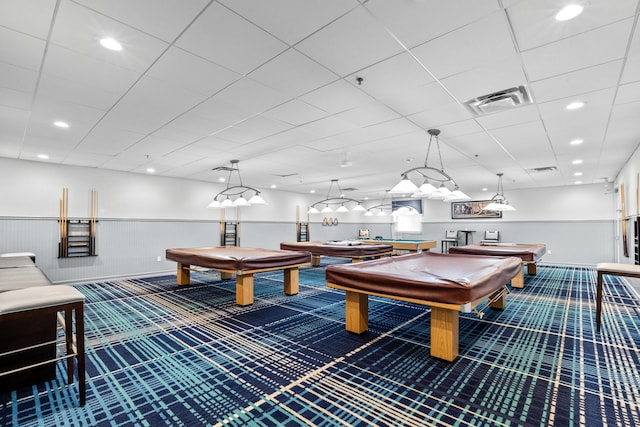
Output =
[{"x1": 0, "y1": 157, "x2": 314, "y2": 222}]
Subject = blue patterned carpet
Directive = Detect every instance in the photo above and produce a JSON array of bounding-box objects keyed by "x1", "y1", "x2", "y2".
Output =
[{"x1": 1, "y1": 260, "x2": 640, "y2": 426}]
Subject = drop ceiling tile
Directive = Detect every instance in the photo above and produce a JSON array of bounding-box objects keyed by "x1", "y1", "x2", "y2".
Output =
[
  {"x1": 507, "y1": 0, "x2": 638, "y2": 51},
  {"x1": 410, "y1": 11, "x2": 517, "y2": 79},
  {"x1": 51, "y1": 1, "x2": 170, "y2": 73},
  {"x1": 408, "y1": 102, "x2": 473, "y2": 129},
  {"x1": 76, "y1": 125, "x2": 146, "y2": 156},
  {"x1": 220, "y1": 0, "x2": 357, "y2": 45},
  {"x1": 42, "y1": 45, "x2": 142, "y2": 95},
  {"x1": 38, "y1": 73, "x2": 122, "y2": 111},
  {"x1": 73, "y1": 0, "x2": 210, "y2": 42},
  {"x1": 475, "y1": 105, "x2": 540, "y2": 130},
  {"x1": 262, "y1": 100, "x2": 330, "y2": 126},
  {"x1": 490, "y1": 121, "x2": 556, "y2": 169},
  {"x1": 615, "y1": 81, "x2": 640, "y2": 105},
  {"x1": 349, "y1": 52, "x2": 434, "y2": 101},
  {"x1": 146, "y1": 47, "x2": 242, "y2": 96},
  {"x1": 249, "y1": 49, "x2": 338, "y2": 98},
  {"x1": 336, "y1": 102, "x2": 400, "y2": 127},
  {"x1": 0, "y1": 26, "x2": 46, "y2": 71},
  {"x1": 521, "y1": 19, "x2": 633, "y2": 81},
  {"x1": 99, "y1": 76, "x2": 208, "y2": 134},
  {"x1": 0, "y1": 105, "x2": 30, "y2": 142},
  {"x1": 0, "y1": 87, "x2": 33, "y2": 112},
  {"x1": 364, "y1": 0, "x2": 500, "y2": 48},
  {"x1": 214, "y1": 115, "x2": 292, "y2": 145},
  {"x1": 621, "y1": 24, "x2": 640, "y2": 84},
  {"x1": 441, "y1": 56, "x2": 528, "y2": 102},
  {"x1": 62, "y1": 151, "x2": 114, "y2": 168},
  {"x1": 297, "y1": 116, "x2": 359, "y2": 140},
  {"x1": 299, "y1": 79, "x2": 373, "y2": 114},
  {"x1": 175, "y1": 2, "x2": 287, "y2": 75},
  {"x1": 529, "y1": 61, "x2": 623, "y2": 103},
  {"x1": 214, "y1": 78, "x2": 290, "y2": 115},
  {"x1": 0, "y1": 0, "x2": 56, "y2": 38},
  {"x1": 380, "y1": 81, "x2": 456, "y2": 117},
  {"x1": 296, "y1": 7, "x2": 404, "y2": 77}
]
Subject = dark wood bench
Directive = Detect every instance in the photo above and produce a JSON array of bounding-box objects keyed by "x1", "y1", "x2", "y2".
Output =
[{"x1": 596, "y1": 263, "x2": 640, "y2": 332}]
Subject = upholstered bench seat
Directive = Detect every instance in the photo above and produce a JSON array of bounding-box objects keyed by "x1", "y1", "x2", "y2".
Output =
[
  {"x1": 0, "y1": 285, "x2": 86, "y2": 405},
  {"x1": 0, "y1": 285, "x2": 85, "y2": 314},
  {"x1": 596, "y1": 263, "x2": 640, "y2": 332}
]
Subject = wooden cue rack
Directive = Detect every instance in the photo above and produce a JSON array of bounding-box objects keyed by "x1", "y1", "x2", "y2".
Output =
[
  {"x1": 296, "y1": 206, "x2": 309, "y2": 242},
  {"x1": 58, "y1": 188, "x2": 98, "y2": 258}
]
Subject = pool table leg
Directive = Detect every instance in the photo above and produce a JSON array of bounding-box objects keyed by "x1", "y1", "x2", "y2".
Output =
[
  {"x1": 430, "y1": 307, "x2": 459, "y2": 362},
  {"x1": 311, "y1": 255, "x2": 321, "y2": 267},
  {"x1": 220, "y1": 272, "x2": 234, "y2": 279},
  {"x1": 283, "y1": 268, "x2": 299, "y2": 295},
  {"x1": 176, "y1": 263, "x2": 190, "y2": 285},
  {"x1": 511, "y1": 267, "x2": 525, "y2": 288},
  {"x1": 344, "y1": 291, "x2": 368, "y2": 334},
  {"x1": 527, "y1": 262, "x2": 537, "y2": 275},
  {"x1": 236, "y1": 274, "x2": 254, "y2": 306}
]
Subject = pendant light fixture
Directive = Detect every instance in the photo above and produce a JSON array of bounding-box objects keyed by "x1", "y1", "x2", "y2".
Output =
[
  {"x1": 389, "y1": 129, "x2": 469, "y2": 202},
  {"x1": 207, "y1": 160, "x2": 266, "y2": 208},
  {"x1": 483, "y1": 173, "x2": 515, "y2": 211},
  {"x1": 307, "y1": 179, "x2": 364, "y2": 214}
]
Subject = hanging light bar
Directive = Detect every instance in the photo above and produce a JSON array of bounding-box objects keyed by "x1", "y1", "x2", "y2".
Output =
[
  {"x1": 207, "y1": 160, "x2": 266, "y2": 208},
  {"x1": 390, "y1": 129, "x2": 469, "y2": 202},
  {"x1": 307, "y1": 179, "x2": 364, "y2": 214},
  {"x1": 483, "y1": 173, "x2": 516, "y2": 211}
]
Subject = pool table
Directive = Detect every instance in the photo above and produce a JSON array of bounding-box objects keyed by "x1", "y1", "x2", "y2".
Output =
[
  {"x1": 326, "y1": 251, "x2": 522, "y2": 361},
  {"x1": 280, "y1": 241, "x2": 393, "y2": 266},
  {"x1": 360, "y1": 238, "x2": 436, "y2": 253},
  {"x1": 165, "y1": 246, "x2": 311, "y2": 306},
  {"x1": 449, "y1": 243, "x2": 546, "y2": 288}
]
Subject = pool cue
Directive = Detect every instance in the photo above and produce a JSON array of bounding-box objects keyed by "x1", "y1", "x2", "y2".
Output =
[
  {"x1": 90, "y1": 190, "x2": 97, "y2": 255},
  {"x1": 621, "y1": 183, "x2": 628, "y2": 257}
]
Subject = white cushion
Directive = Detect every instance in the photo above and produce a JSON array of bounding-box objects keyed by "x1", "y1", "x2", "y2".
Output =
[
  {"x1": 597, "y1": 263, "x2": 640, "y2": 276},
  {"x1": 0, "y1": 285, "x2": 85, "y2": 315}
]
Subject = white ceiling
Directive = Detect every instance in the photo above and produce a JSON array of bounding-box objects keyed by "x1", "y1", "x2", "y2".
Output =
[{"x1": 1, "y1": 0, "x2": 639, "y2": 201}]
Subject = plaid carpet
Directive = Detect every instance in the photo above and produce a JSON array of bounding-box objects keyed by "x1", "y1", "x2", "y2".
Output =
[{"x1": 1, "y1": 260, "x2": 639, "y2": 426}]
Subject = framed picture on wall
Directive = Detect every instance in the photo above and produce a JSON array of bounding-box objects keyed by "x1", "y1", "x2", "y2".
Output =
[{"x1": 451, "y1": 200, "x2": 502, "y2": 219}]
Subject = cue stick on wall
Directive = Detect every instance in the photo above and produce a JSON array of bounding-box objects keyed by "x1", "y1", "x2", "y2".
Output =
[
  {"x1": 621, "y1": 183, "x2": 628, "y2": 258},
  {"x1": 90, "y1": 190, "x2": 97, "y2": 255}
]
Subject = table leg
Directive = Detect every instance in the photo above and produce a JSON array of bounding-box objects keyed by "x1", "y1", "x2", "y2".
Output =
[
  {"x1": 488, "y1": 289, "x2": 507, "y2": 310},
  {"x1": 345, "y1": 291, "x2": 368, "y2": 334},
  {"x1": 527, "y1": 262, "x2": 538, "y2": 275},
  {"x1": 311, "y1": 255, "x2": 321, "y2": 267},
  {"x1": 430, "y1": 307, "x2": 459, "y2": 362},
  {"x1": 220, "y1": 272, "x2": 233, "y2": 280},
  {"x1": 176, "y1": 263, "x2": 190, "y2": 285},
  {"x1": 236, "y1": 274, "x2": 254, "y2": 306},
  {"x1": 596, "y1": 271, "x2": 603, "y2": 332},
  {"x1": 283, "y1": 268, "x2": 299, "y2": 295},
  {"x1": 511, "y1": 267, "x2": 525, "y2": 288},
  {"x1": 352, "y1": 258, "x2": 363, "y2": 263}
]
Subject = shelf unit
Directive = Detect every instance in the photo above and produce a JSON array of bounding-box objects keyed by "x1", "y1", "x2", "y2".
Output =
[
  {"x1": 297, "y1": 222, "x2": 309, "y2": 242},
  {"x1": 221, "y1": 222, "x2": 239, "y2": 246}
]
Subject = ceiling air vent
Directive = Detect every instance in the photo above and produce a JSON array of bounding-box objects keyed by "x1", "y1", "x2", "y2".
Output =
[
  {"x1": 464, "y1": 85, "x2": 532, "y2": 116},
  {"x1": 527, "y1": 166, "x2": 558, "y2": 173}
]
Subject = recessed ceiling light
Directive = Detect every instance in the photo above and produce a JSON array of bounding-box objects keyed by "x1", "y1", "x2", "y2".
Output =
[
  {"x1": 99, "y1": 37, "x2": 122, "y2": 51},
  {"x1": 309, "y1": 189, "x2": 315, "y2": 194},
  {"x1": 54, "y1": 121, "x2": 69, "y2": 128},
  {"x1": 146, "y1": 168, "x2": 155, "y2": 173},
  {"x1": 555, "y1": 4, "x2": 584, "y2": 21},
  {"x1": 575, "y1": 181, "x2": 583, "y2": 185},
  {"x1": 218, "y1": 177, "x2": 225, "y2": 182},
  {"x1": 37, "y1": 154, "x2": 49, "y2": 160},
  {"x1": 572, "y1": 159, "x2": 583, "y2": 165},
  {"x1": 482, "y1": 187, "x2": 488, "y2": 192},
  {"x1": 574, "y1": 172, "x2": 583, "y2": 176},
  {"x1": 271, "y1": 184, "x2": 277, "y2": 189},
  {"x1": 566, "y1": 101, "x2": 585, "y2": 110},
  {"x1": 570, "y1": 139, "x2": 584, "y2": 145}
]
